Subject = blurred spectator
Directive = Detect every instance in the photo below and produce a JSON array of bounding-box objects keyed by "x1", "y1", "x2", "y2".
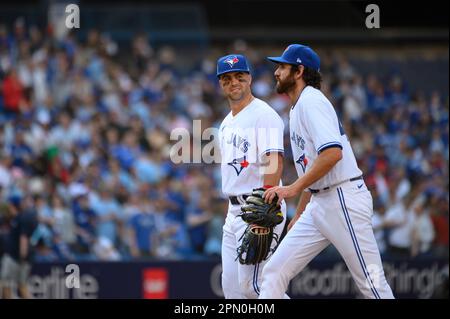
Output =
[
  {"x1": 372, "y1": 199, "x2": 388, "y2": 255},
  {"x1": 0, "y1": 189, "x2": 14, "y2": 265},
  {"x1": 411, "y1": 196, "x2": 435, "y2": 258},
  {"x1": 6, "y1": 129, "x2": 33, "y2": 171},
  {"x1": 153, "y1": 197, "x2": 191, "y2": 260},
  {"x1": 92, "y1": 236, "x2": 121, "y2": 261},
  {"x1": 0, "y1": 195, "x2": 38, "y2": 298},
  {"x1": 51, "y1": 231, "x2": 76, "y2": 261},
  {"x1": 430, "y1": 194, "x2": 449, "y2": 258},
  {"x1": 34, "y1": 195, "x2": 54, "y2": 248},
  {"x1": 186, "y1": 196, "x2": 212, "y2": 254},
  {"x1": 383, "y1": 191, "x2": 415, "y2": 258},
  {"x1": 2, "y1": 69, "x2": 24, "y2": 116},
  {"x1": 51, "y1": 194, "x2": 76, "y2": 246},
  {"x1": 127, "y1": 197, "x2": 158, "y2": 258},
  {"x1": 89, "y1": 184, "x2": 123, "y2": 246},
  {"x1": 204, "y1": 201, "x2": 225, "y2": 257},
  {"x1": 34, "y1": 238, "x2": 58, "y2": 262},
  {"x1": 131, "y1": 33, "x2": 154, "y2": 70},
  {"x1": 71, "y1": 193, "x2": 96, "y2": 255}
]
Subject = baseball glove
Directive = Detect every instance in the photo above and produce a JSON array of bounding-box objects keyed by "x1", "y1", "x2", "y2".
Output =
[{"x1": 236, "y1": 188, "x2": 284, "y2": 265}]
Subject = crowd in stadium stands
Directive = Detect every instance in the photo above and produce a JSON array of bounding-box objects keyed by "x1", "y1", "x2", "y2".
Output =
[{"x1": 0, "y1": 19, "x2": 448, "y2": 263}]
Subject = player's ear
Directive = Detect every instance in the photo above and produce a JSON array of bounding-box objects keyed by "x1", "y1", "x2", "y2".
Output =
[{"x1": 296, "y1": 65, "x2": 304, "y2": 80}]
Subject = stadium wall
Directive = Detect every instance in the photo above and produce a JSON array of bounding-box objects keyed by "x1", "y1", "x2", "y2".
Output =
[{"x1": 13, "y1": 258, "x2": 448, "y2": 299}]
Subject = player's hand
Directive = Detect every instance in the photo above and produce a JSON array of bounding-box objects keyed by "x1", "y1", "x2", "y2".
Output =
[{"x1": 263, "y1": 185, "x2": 297, "y2": 205}]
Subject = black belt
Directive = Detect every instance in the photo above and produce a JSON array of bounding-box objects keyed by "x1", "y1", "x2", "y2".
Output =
[
  {"x1": 309, "y1": 175, "x2": 363, "y2": 194},
  {"x1": 229, "y1": 194, "x2": 249, "y2": 205}
]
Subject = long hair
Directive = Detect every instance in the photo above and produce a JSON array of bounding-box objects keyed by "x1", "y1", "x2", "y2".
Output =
[{"x1": 291, "y1": 65, "x2": 322, "y2": 89}]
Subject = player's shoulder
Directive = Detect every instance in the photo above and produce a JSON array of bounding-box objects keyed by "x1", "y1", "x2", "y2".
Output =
[
  {"x1": 220, "y1": 111, "x2": 233, "y2": 127},
  {"x1": 218, "y1": 113, "x2": 232, "y2": 137},
  {"x1": 299, "y1": 86, "x2": 324, "y2": 102},
  {"x1": 252, "y1": 98, "x2": 282, "y2": 120},
  {"x1": 298, "y1": 86, "x2": 332, "y2": 111}
]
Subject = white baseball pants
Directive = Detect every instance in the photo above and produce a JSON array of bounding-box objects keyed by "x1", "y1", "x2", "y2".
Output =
[{"x1": 259, "y1": 180, "x2": 394, "y2": 299}]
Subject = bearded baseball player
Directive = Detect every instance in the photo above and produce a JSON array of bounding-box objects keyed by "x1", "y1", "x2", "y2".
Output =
[
  {"x1": 216, "y1": 54, "x2": 289, "y2": 299},
  {"x1": 259, "y1": 44, "x2": 394, "y2": 299}
]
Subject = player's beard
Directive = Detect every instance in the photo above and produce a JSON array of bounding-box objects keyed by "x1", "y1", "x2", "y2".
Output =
[{"x1": 276, "y1": 74, "x2": 296, "y2": 94}]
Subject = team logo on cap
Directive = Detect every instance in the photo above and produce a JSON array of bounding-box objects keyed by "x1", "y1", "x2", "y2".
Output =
[
  {"x1": 284, "y1": 45, "x2": 293, "y2": 53},
  {"x1": 224, "y1": 56, "x2": 239, "y2": 68}
]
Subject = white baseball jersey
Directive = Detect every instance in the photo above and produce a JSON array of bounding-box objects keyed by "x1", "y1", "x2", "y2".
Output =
[
  {"x1": 219, "y1": 98, "x2": 284, "y2": 196},
  {"x1": 289, "y1": 86, "x2": 362, "y2": 190}
]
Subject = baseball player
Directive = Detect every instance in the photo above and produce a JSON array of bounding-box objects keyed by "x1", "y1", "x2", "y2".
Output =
[
  {"x1": 260, "y1": 44, "x2": 394, "y2": 299},
  {"x1": 216, "y1": 54, "x2": 288, "y2": 299}
]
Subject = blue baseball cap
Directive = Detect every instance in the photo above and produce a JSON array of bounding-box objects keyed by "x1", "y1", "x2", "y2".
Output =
[
  {"x1": 267, "y1": 44, "x2": 320, "y2": 71},
  {"x1": 216, "y1": 54, "x2": 251, "y2": 77}
]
